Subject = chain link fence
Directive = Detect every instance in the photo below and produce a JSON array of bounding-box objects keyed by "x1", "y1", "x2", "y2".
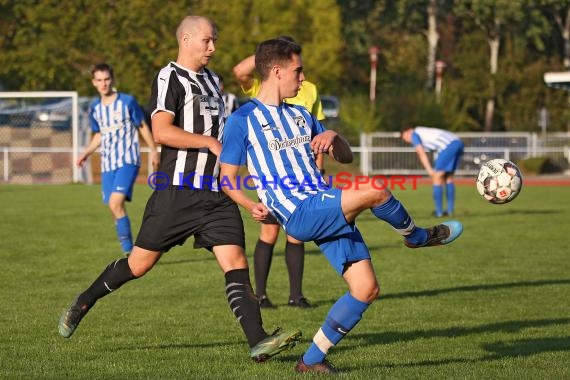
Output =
[
  {"x1": 0, "y1": 92, "x2": 88, "y2": 184},
  {"x1": 2, "y1": 93, "x2": 569, "y2": 183}
]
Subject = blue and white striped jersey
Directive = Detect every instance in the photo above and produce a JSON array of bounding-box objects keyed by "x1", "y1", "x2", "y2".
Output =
[
  {"x1": 412, "y1": 126, "x2": 460, "y2": 152},
  {"x1": 220, "y1": 99, "x2": 328, "y2": 225},
  {"x1": 89, "y1": 93, "x2": 144, "y2": 172}
]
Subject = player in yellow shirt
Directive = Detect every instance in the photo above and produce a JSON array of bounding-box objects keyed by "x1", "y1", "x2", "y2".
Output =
[{"x1": 233, "y1": 36, "x2": 325, "y2": 309}]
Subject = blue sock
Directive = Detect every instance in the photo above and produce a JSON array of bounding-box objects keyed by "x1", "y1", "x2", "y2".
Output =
[
  {"x1": 446, "y1": 182, "x2": 455, "y2": 215},
  {"x1": 433, "y1": 185, "x2": 444, "y2": 216},
  {"x1": 116, "y1": 216, "x2": 133, "y2": 254},
  {"x1": 371, "y1": 195, "x2": 427, "y2": 245},
  {"x1": 303, "y1": 292, "x2": 370, "y2": 365}
]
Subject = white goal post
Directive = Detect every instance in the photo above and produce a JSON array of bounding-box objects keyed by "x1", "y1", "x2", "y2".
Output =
[{"x1": 0, "y1": 91, "x2": 82, "y2": 183}]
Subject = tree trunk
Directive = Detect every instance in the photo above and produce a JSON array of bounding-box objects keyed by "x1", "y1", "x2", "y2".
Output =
[
  {"x1": 552, "y1": 6, "x2": 570, "y2": 129},
  {"x1": 426, "y1": 0, "x2": 439, "y2": 90},
  {"x1": 561, "y1": 8, "x2": 570, "y2": 70},
  {"x1": 484, "y1": 98, "x2": 495, "y2": 132},
  {"x1": 485, "y1": 34, "x2": 500, "y2": 132},
  {"x1": 563, "y1": 7, "x2": 570, "y2": 130}
]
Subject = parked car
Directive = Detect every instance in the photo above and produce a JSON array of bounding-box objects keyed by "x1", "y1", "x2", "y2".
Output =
[
  {"x1": 0, "y1": 100, "x2": 35, "y2": 128},
  {"x1": 35, "y1": 97, "x2": 94, "y2": 130},
  {"x1": 321, "y1": 95, "x2": 340, "y2": 118},
  {"x1": 0, "y1": 97, "x2": 93, "y2": 129}
]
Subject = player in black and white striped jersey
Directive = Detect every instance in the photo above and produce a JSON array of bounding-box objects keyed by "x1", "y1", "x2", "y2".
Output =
[
  {"x1": 59, "y1": 15, "x2": 301, "y2": 363},
  {"x1": 148, "y1": 61, "x2": 223, "y2": 189}
]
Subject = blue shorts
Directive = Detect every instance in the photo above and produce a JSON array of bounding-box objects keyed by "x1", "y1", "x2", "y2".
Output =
[
  {"x1": 435, "y1": 140, "x2": 464, "y2": 173},
  {"x1": 101, "y1": 164, "x2": 139, "y2": 204},
  {"x1": 284, "y1": 187, "x2": 371, "y2": 275}
]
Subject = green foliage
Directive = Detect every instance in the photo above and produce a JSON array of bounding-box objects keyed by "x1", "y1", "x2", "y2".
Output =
[
  {"x1": 517, "y1": 156, "x2": 563, "y2": 174},
  {"x1": 0, "y1": 0, "x2": 190, "y2": 101},
  {"x1": 339, "y1": 94, "x2": 382, "y2": 142},
  {"x1": 197, "y1": 0, "x2": 343, "y2": 95},
  {"x1": 87, "y1": 0, "x2": 189, "y2": 101},
  {"x1": 0, "y1": 1, "x2": 568, "y2": 131}
]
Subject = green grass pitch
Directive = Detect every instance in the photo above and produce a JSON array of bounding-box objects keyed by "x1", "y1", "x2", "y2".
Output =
[{"x1": 0, "y1": 181, "x2": 569, "y2": 379}]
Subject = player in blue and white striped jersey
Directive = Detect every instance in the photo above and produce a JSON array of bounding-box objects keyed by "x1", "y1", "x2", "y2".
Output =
[
  {"x1": 220, "y1": 38, "x2": 463, "y2": 374},
  {"x1": 234, "y1": 39, "x2": 326, "y2": 309},
  {"x1": 401, "y1": 126, "x2": 464, "y2": 217},
  {"x1": 77, "y1": 63, "x2": 159, "y2": 255}
]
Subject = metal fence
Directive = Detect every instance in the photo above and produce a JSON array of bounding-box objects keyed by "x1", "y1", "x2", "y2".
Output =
[
  {"x1": 1, "y1": 92, "x2": 569, "y2": 184},
  {"x1": 0, "y1": 92, "x2": 83, "y2": 184},
  {"x1": 0, "y1": 91, "x2": 157, "y2": 185},
  {"x1": 356, "y1": 132, "x2": 570, "y2": 176}
]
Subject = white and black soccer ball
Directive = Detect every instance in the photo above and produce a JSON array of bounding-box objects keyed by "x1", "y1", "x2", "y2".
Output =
[{"x1": 476, "y1": 159, "x2": 523, "y2": 204}]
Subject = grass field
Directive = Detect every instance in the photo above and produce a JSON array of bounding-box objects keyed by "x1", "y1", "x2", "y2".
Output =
[{"x1": 1, "y1": 180, "x2": 569, "y2": 379}]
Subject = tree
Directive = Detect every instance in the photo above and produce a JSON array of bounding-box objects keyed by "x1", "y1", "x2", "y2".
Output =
[
  {"x1": 199, "y1": 0, "x2": 343, "y2": 95},
  {"x1": 0, "y1": 0, "x2": 190, "y2": 101},
  {"x1": 426, "y1": 0, "x2": 440, "y2": 90},
  {"x1": 539, "y1": 0, "x2": 570, "y2": 68},
  {"x1": 0, "y1": 0, "x2": 567, "y2": 133},
  {"x1": 455, "y1": 0, "x2": 528, "y2": 131},
  {"x1": 0, "y1": 0, "x2": 101, "y2": 92}
]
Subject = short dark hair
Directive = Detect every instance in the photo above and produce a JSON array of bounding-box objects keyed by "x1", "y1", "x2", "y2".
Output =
[
  {"x1": 276, "y1": 35, "x2": 296, "y2": 43},
  {"x1": 400, "y1": 123, "x2": 415, "y2": 138},
  {"x1": 91, "y1": 63, "x2": 114, "y2": 79},
  {"x1": 255, "y1": 38, "x2": 302, "y2": 80}
]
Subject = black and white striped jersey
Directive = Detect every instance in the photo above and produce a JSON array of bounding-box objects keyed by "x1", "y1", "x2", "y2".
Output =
[{"x1": 148, "y1": 62, "x2": 226, "y2": 190}]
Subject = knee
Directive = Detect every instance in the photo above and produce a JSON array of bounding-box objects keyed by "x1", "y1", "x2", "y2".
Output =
[
  {"x1": 367, "y1": 283, "x2": 380, "y2": 303},
  {"x1": 286, "y1": 235, "x2": 302, "y2": 244},
  {"x1": 108, "y1": 202, "x2": 125, "y2": 218},
  {"x1": 127, "y1": 259, "x2": 153, "y2": 278},
  {"x1": 352, "y1": 281, "x2": 380, "y2": 304},
  {"x1": 129, "y1": 265, "x2": 148, "y2": 279},
  {"x1": 433, "y1": 172, "x2": 446, "y2": 184},
  {"x1": 260, "y1": 225, "x2": 279, "y2": 243},
  {"x1": 370, "y1": 188, "x2": 392, "y2": 208}
]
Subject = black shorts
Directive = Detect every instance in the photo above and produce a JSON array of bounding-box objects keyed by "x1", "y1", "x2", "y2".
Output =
[
  {"x1": 256, "y1": 197, "x2": 279, "y2": 225},
  {"x1": 135, "y1": 187, "x2": 245, "y2": 252},
  {"x1": 261, "y1": 212, "x2": 279, "y2": 225}
]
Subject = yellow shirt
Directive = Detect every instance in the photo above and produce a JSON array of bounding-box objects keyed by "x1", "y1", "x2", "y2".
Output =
[{"x1": 241, "y1": 78, "x2": 325, "y2": 120}]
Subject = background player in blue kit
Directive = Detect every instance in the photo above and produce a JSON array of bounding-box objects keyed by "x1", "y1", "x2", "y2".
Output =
[
  {"x1": 77, "y1": 63, "x2": 159, "y2": 255},
  {"x1": 220, "y1": 38, "x2": 463, "y2": 374},
  {"x1": 401, "y1": 125, "x2": 464, "y2": 217}
]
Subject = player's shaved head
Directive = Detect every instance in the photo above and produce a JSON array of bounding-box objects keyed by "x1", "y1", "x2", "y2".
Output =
[
  {"x1": 175, "y1": 15, "x2": 217, "y2": 71},
  {"x1": 176, "y1": 15, "x2": 214, "y2": 42}
]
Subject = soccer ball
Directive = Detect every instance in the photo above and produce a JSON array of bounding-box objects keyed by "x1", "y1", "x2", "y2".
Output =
[{"x1": 476, "y1": 159, "x2": 523, "y2": 204}]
